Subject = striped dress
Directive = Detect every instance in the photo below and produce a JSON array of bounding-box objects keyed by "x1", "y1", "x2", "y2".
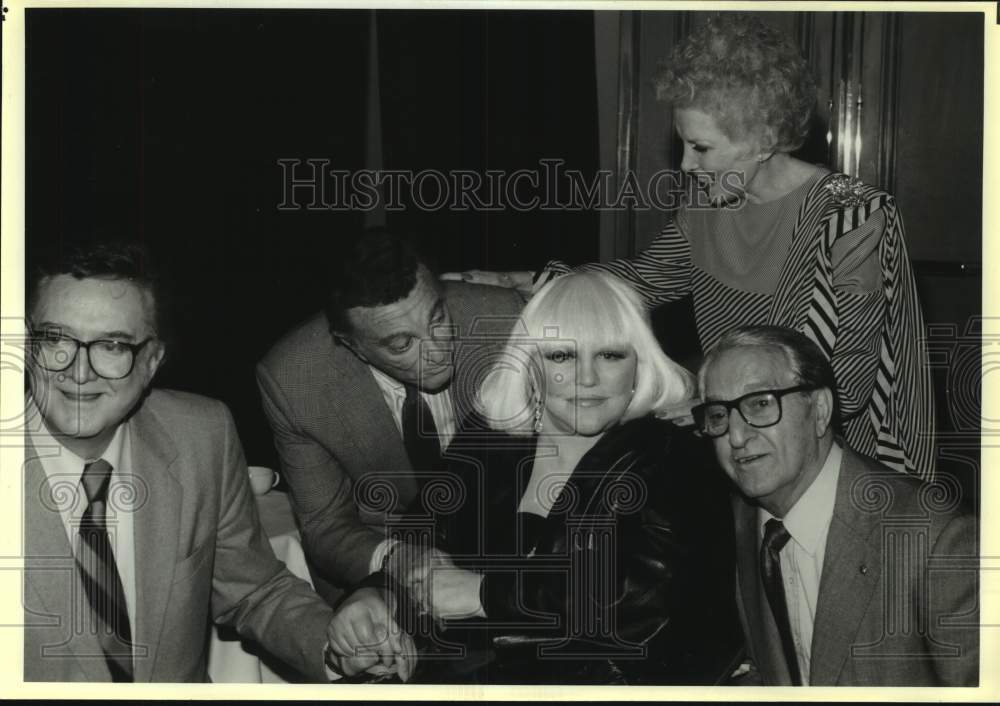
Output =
[{"x1": 543, "y1": 171, "x2": 935, "y2": 481}]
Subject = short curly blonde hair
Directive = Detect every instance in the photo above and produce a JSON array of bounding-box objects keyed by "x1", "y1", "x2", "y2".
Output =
[{"x1": 655, "y1": 13, "x2": 817, "y2": 153}]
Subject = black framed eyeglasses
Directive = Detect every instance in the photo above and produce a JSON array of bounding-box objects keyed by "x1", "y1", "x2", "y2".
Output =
[
  {"x1": 692, "y1": 384, "x2": 819, "y2": 438},
  {"x1": 31, "y1": 331, "x2": 155, "y2": 380}
]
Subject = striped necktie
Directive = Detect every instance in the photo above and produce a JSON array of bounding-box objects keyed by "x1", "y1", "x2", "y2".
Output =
[
  {"x1": 77, "y1": 459, "x2": 134, "y2": 682},
  {"x1": 760, "y1": 518, "x2": 802, "y2": 685}
]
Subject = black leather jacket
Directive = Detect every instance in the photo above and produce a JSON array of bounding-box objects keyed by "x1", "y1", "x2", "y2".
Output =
[
  {"x1": 362, "y1": 416, "x2": 741, "y2": 684},
  {"x1": 443, "y1": 416, "x2": 683, "y2": 649}
]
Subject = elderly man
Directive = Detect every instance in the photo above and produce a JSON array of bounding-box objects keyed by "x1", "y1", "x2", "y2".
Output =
[
  {"x1": 694, "y1": 325, "x2": 978, "y2": 686},
  {"x1": 256, "y1": 231, "x2": 522, "y2": 602},
  {"x1": 22, "y1": 241, "x2": 411, "y2": 682}
]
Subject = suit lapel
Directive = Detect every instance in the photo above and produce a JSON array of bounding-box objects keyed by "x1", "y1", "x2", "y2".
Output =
[
  {"x1": 809, "y1": 448, "x2": 881, "y2": 685},
  {"x1": 128, "y1": 401, "x2": 183, "y2": 682},
  {"x1": 327, "y1": 345, "x2": 418, "y2": 506},
  {"x1": 23, "y1": 437, "x2": 111, "y2": 681}
]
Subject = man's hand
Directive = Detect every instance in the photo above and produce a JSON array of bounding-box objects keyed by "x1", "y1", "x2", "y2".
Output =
[
  {"x1": 325, "y1": 586, "x2": 416, "y2": 681},
  {"x1": 439, "y1": 269, "x2": 535, "y2": 296},
  {"x1": 427, "y1": 567, "x2": 486, "y2": 619}
]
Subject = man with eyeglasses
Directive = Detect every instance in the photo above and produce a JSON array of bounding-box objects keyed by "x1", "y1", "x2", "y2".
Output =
[
  {"x1": 22, "y1": 240, "x2": 414, "y2": 682},
  {"x1": 693, "y1": 324, "x2": 977, "y2": 687}
]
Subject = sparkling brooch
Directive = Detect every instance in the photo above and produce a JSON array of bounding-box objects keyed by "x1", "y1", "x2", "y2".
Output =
[{"x1": 824, "y1": 174, "x2": 866, "y2": 208}]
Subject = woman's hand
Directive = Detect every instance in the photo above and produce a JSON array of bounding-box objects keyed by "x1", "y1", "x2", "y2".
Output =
[
  {"x1": 384, "y1": 544, "x2": 456, "y2": 615},
  {"x1": 427, "y1": 567, "x2": 486, "y2": 619},
  {"x1": 655, "y1": 399, "x2": 697, "y2": 427},
  {"x1": 440, "y1": 269, "x2": 535, "y2": 296},
  {"x1": 325, "y1": 586, "x2": 416, "y2": 681}
]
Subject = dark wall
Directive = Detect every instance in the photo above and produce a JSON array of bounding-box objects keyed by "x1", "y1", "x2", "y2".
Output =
[
  {"x1": 376, "y1": 10, "x2": 599, "y2": 272},
  {"x1": 28, "y1": 9, "x2": 371, "y2": 465},
  {"x1": 26, "y1": 8, "x2": 600, "y2": 466}
]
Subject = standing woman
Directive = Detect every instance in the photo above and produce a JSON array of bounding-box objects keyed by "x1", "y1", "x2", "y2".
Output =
[{"x1": 450, "y1": 14, "x2": 935, "y2": 480}]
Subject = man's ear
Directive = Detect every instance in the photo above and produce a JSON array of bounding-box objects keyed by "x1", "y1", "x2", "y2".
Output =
[
  {"x1": 143, "y1": 341, "x2": 167, "y2": 382},
  {"x1": 812, "y1": 386, "x2": 834, "y2": 438}
]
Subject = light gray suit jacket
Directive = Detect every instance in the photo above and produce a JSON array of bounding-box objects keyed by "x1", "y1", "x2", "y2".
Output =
[
  {"x1": 22, "y1": 390, "x2": 334, "y2": 682},
  {"x1": 256, "y1": 281, "x2": 523, "y2": 592},
  {"x1": 733, "y1": 445, "x2": 978, "y2": 686}
]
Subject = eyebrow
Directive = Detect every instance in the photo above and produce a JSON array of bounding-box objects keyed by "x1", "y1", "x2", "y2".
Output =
[
  {"x1": 371, "y1": 297, "x2": 447, "y2": 347},
  {"x1": 705, "y1": 385, "x2": 781, "y2": 403},
  {"x1": 33, "y1": 322, "x2": 138, "y2": 342},
  {"x1": 102, "y1": 331, "x2": 139, "y2": 342}
]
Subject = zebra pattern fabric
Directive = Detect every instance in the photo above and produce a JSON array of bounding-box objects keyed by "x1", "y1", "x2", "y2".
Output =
[{"x1": 541, "y1": 172, "x2": 935, "y2": 481}]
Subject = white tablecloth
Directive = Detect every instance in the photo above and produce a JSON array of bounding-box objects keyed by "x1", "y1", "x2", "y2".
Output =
[{"x1": 207, "y1": 490, "x2": 313, "y2": 683}]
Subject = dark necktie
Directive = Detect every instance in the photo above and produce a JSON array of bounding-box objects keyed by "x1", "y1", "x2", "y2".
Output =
[
  {"x1": 77, "y1": 459, "x2": 134, "y2": 682},
  {"x1": 401, "y1": 384, "x2": 443, "y2": 490},
  {"x1": 760, "y1": 518, "x2": 802, "y2": 685}
]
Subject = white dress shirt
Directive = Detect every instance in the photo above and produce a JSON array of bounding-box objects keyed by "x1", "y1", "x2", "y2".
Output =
[
  {"x1": 366, "y1": 365, "x2": 456, "y2": 573},
  {"x1": 368, "y1": 365, "x2": 457, "y2": 448},
  {"x1": 758, "y1": 441, "x2": 842, "y2": 684},
  {"x1": 30, "y1": 415, "x2": 138, "y2": 651}
]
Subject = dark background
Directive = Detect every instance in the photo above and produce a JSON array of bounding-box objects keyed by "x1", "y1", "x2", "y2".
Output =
[
  {"x1": 24, "y1": 9, "x2": 983, "y2": 505},
  {"x1": 26, "y1": 9, "x2": 600, "y2": 466}
]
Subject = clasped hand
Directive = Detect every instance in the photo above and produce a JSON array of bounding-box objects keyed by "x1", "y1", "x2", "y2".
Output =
[
  {"x1": 325, "y1": 586, "x2": 416, "y2": 681},
  {"x1": 385, "y1": 545, "x2": 485, "y2": 620}
]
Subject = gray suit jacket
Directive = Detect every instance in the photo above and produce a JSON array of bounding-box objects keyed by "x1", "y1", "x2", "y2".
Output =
[
  {"x1": 733, "y1": 445, "x2": 978, "y2": 686},
  {"x1": 256, "y1": 281, "x2": 523, "y2": 591},
  {"x1": 22, "y1": 390, "x2": 334, "y2": 682}
]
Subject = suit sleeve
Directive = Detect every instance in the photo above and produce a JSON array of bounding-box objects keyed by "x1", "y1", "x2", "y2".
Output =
[
  {"x1": 208, "y1": 402, "x2": 333, "y2": 682},
  {"x1": 256, "y1": 362, "x2": 382, "y2": 587},
  {"x1": 928, "y1": 511, "x2": 979, "y2": 686}
]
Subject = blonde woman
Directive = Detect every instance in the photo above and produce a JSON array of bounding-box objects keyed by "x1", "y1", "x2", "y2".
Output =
[{"x1": 417, "y1": 273, "x2": 738, "y2": 683}]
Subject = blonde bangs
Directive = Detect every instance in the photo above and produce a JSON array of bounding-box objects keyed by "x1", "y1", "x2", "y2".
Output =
[{"x1": 524, "y1": 274, "x2": 635, "y2": 352}]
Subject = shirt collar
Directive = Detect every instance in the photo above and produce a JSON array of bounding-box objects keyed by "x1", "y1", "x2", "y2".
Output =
[
  {"x1": 368, "y1": 365, "x2": 406, "y2": 395},
  {"x1": 369, "y1": 364, "x2": 451, "y2": 400},
  {"x1": 759, "y1": 441, "x2": 843, "y2": 556}
]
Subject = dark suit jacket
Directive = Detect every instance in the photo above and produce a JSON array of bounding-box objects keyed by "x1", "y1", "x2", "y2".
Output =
[
  {"x1": 733, "y1": 444, "x2": 978, "y2": 686},
  {"x1": 22, "y1": 390, "x2": 334, "y2": 682},
  {"x1": 256, "y1": 281, "x2": 523, "y2": 592}
]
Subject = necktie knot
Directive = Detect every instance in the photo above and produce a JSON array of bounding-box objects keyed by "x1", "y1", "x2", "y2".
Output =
[
  {"x1": 81, "y1": 459, "x2": 113, "y2": 505},
  {"x1": 763, "y1": 518, "x2": 792, "y2": 554},
  {"x1": 403, "y1": 385, "x2": 440, "y2": 442}
]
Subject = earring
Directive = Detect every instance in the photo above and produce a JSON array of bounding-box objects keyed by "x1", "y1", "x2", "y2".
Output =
[{"x1": 533, "y1": 396, "x2": 544, "y2": 434}]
